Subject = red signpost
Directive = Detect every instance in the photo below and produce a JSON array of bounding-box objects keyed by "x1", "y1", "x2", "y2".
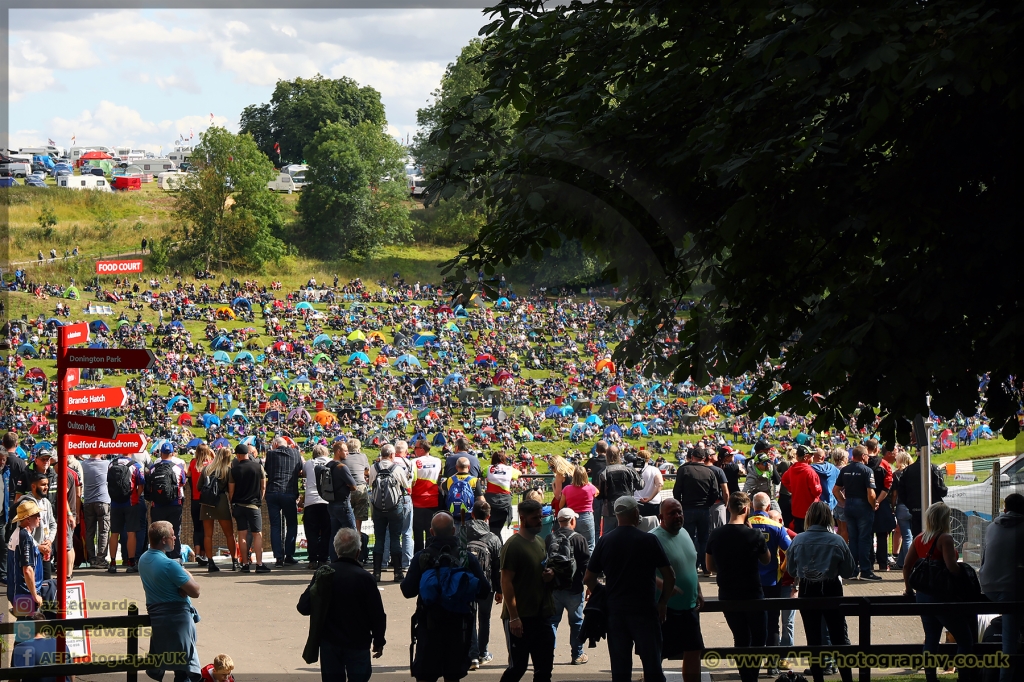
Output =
[{"x1": 56, "y1": 328, "x2": 152, "y2": 659}]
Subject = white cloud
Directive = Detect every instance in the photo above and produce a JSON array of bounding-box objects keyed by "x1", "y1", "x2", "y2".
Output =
[
  {"x1": 10, "y1": 66, "x2": 56, "y2": 102},
  {"x1": 156, "y1": 67, "x2": 202, "y2": 94}
]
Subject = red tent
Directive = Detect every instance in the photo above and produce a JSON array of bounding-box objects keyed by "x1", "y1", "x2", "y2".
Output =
[{"x1": 80, "y1": 151, "x2": 113, "y2": 160}]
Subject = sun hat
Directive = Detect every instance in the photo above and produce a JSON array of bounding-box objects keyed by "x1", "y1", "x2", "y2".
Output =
[{"x1": 13, "y1": 499, "x2": 41, "y2": 524}]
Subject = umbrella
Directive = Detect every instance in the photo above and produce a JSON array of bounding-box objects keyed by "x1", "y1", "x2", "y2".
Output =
[
  {"x1": 80, "y1": 151, "x2": 113, "y2": 160},
  {"x1": 385, "y1": 410, "x2": 405, "y2": 420},
  {"x1": 231, "y1": 297, "x2": 252, "y2": 310},
  {"x1": 211, "y1": 437, "x2": 231, "y2": 449},
  {"x1": 166, "y1": 396, "x2": 193, "y2": 412},
  {"x1": 225, "y1": 407, "x2": 248, "y2": 421}
]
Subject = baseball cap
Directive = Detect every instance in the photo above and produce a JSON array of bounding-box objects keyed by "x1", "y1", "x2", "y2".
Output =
[
  {"x1": 613, "y1": 496, "x2": 638, "y2": 514},
  {"x1": 753, "y1": 440, "x2": 771, "y2": 453},
  {"x1": 234, "y1": 443, "x2": 249, "y2": 455},
  {"x1": 754, "y1": 453, "x2": 772, "y2": 465},
  {"x1": 556, "y1": 508, "x2": 578, "y2": 521},
  {"x1": 160, "y1": 442, "x2": 175, "y2": 455},
  {"x1": 34, "y1": 448, "x2": 53, "y2": 460}
]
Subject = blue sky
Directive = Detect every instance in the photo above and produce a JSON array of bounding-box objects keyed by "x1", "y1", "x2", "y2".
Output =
[{"x1": 9, "y1": 8, "x2": 486, "y2": 153}]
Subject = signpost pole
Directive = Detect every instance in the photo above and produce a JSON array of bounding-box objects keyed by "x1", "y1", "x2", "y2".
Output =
[{"x1": 56, "y1": 334, "x2": 68, "y2": 663}]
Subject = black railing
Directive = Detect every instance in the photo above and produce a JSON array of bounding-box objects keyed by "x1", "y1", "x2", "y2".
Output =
[
  {"x1": 700, "y1": 595, "x2": 1024, "y2": 682},
  {"x1": 0, "y1": 604, "x2": 148, "y2": 680}
]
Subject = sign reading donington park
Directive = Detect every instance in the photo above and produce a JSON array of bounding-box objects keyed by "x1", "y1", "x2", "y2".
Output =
[{"x1": 62, "y1": 348, "x2": 157, "y2": 370}]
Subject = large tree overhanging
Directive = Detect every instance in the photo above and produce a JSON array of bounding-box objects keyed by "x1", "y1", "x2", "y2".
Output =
[{"x1": 432, "y1": 0, "x2": 1024, "y2": 444}]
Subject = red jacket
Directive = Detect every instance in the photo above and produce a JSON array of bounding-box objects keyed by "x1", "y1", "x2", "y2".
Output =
[{"x1": 781, "y1": 461, "x2": 822, "y2": 522}]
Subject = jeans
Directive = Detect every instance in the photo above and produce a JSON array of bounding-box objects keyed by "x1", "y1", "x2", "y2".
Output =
[
  {"x1": 800, "y1": 579, "x2": 853, "y2": 682},
  {"x1": 895, "y1": 503, "x2": 914, "y2": 568},
  {"x1": 917, "y1": 591, "x2": 976, "y2": 679},
  {"x1": 328, "y1": 501, "x2": 356, "y2": 562},
  {"x1": 470, "y1": 594, "x2": 493, "y2": 662},
  {"x1": 500, "y1": 615, "x2": 554, "y2": 682},
  {"x1": 985, "y1": 591, "x2": 1020, "y2": 682},
  {"x1": 150, "y1": 504, "x2": 182, "y2": 559},
  {"x1": 549, "y1": 589, "x2": 584, "y2": 660},
  {"x1": 844, "y1": 497, "x2": 874, "y2": 576},
  {"x1": 84, "y1": 501, "x2": 110, "y2": 564},
  {"x1": 189, "y1": 500, "x2": 204, "y2": 554},
  {"x1": 780, "y1": 603, "x2": 796, "y2": 647},
  {"x1": 602, "y1": 513, "x2": 619, "y2": 533},
  {"x1": 319, "y1": 641, "x2": 372, "y2": 682},
  {"x1": 723, "y1": 606, "x2": 767, "y2": 682},
  {"x1": 763, "y1": 584, "x2": 790, "y2": 647},
  {"x1": 593, "y1": 499, "x2": 604, "y2": 538},
  {"x1": 303, "y1": 503, "x2": 331, "y2": 564},
  {"x1": 372, "y1": 503, "x2": 406, "y2": 573},
  {"x1": 607, "y1": 609, "x2": 664, "y2": 682},
  {"x1": 682, "y1": 507, "x2": 711, "y2": 571},
  {"x1": 266, "y1": 493, "x2": 298, "y2": 561},
  {"x1": 412, "y1": 506, "x2": 436, "y2": 554},
  {"x1": 575, "y1": 511, "x2": 595, "y2": 552}
]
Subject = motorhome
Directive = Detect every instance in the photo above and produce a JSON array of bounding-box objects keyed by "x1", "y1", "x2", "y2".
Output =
[
  {"x1": 57, "y1": 174, "x2": 112, "y2": 192},
  {"x1": 114, "y1": 147, "x2": 146, "y2": 163},
  {"x1": 20, "y1": 146, "x2": 62, "y2": 158},
  {"x1": 157, "y1": 171, "x2": 186, "y2": 190},
  {"x1": 168, "y1": 146, "x2": 193, "y2": 167},
  {"x1": 267, "y1": 173, "x2": 304, "y2": 193},
  {"x1": 69, "y1": 147, "x2": 99, "y2": 163},
  {"x1": 134, "y1": 158, "x2": 175, "y2": 174}
]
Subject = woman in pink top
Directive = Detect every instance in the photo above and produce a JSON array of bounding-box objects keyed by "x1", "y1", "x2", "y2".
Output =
[{"x1": 559, "y1": 465, "x2": 598, "y2": 550}]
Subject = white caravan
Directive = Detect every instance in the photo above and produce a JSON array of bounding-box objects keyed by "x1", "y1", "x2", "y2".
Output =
[
  {"x1": 157, "y1": 171, "x2": 186, "y2": 190},
  {"x1": 57, "y1": 174, "x2": 112, "y2": 192},
  {"x1": 267, "y1": 172, "x2": 304, "y2": 193}
]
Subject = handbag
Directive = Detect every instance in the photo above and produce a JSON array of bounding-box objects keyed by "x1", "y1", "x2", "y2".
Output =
[{"x1": 909, "y1": 537, "x2": 953, "y2": 597}]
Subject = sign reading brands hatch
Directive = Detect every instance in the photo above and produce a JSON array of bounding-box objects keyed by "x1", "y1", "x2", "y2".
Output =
[
  {"x1": 58, "y1": 415, "x2": 119, "y2": 440},
  {"x1": 59, "y1": 323, "x2": 91, "y2": 347},
  {"x1": 62, "y1": 387, "x2": 128, "y2": 412},
  {"x1": 95, "y1": 259, "x2": 144, "y2": 275},
  {"x1": 62, "y1": 349, "x2": 157, "y2": 370},
  {"x1": 64, "y1": 433, "x2": 148, "y2": 455},
  {"x1": 62, "y1": 368, "x2": 80, "y2": 390}
]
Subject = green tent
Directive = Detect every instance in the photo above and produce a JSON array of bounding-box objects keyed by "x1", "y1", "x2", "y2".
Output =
[
  {"x1": 270, "y1": 391, "x2": 288, "y2": 403},
  {"x1": 83, "y1": 159, "x2": 114, "y2": 175},
  {"x1": 64, "y1": 286, "x2": 80, "y2": 299},
  {"x1": 116, "y1": 319, "x2": 130, "y2": 328},
  {"x1": 312, "y1": 353, "x2": 332, "y2": 365}
]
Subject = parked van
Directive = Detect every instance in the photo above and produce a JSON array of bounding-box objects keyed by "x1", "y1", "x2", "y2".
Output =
[
  {"x1": 267, "y1": 173, "x2": 304, "y2": 193},
  {"x1": 408, "y1": 175, "x2": 429, "y2": 197},
  {"x1": 0, "y1": 161, "x2": 31, "y2": 178},
  {"x1": 157, "y1": 171, "x2": 186, "y2": 190},
  {"x1": 57, "y1": 174, "x2": 112, "y2": 192}
]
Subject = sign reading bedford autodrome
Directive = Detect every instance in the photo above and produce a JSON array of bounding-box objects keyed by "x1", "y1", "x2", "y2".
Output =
[
  {"x1": 62, "y1": 349, "x2": 157, "y2": 370},
  {"x1": 64, "y1": 433, "x2": 148, "y2": 455}
]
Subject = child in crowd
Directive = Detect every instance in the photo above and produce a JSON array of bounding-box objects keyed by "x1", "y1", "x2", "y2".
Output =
[{"x1": 201, "y1": 654, "x2": 235, "y2": 682}]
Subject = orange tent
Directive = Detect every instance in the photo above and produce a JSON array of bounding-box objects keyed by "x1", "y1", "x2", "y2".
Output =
[
  {"x1": 314, "y1": 410, "x2": 337, "y2": 426},
  {"x1": 595, "y1": 359, "x2": 615, "y2": 373}
]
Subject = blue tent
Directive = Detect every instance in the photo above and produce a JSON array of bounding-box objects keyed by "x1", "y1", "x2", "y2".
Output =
[
  {"x1": 296, "y1": 301, "x2": 313, "y2": 310},
  {"x1": 169, "y1": 320, "x2": 185, "y2": 329},
  {"x1": 544, "y1": 406, "x2": 562, "y2": 418},
  {"x1": 239, "y1": 435, "x2": 257, "y2": 446},
  {"x1": 201, "y1": 414, "x2": 221, "y2": 428},
  {"x1": 150, "y1": 439, "x2": 169, "y2": 454},
  {"x1": 454, "y1": 305, "x2": 468, "y2": 318},
  {"x1": 167, "y1": 396, "x2": 193, "y2": 412},
  {"x1": 603, "y1": 424, "x2": 623, "y2": 439},
  {"x1": 313, "y1": 333, "x2": 332, "y2": 347},
  {"x1": 412, "y1": 333, "x2": 436, "y2": 347},
  {"x1": 711, "y1": 394, "x2": 726, "y2": 405},
  {"x1": 559, "y1": 406, "x2": 575, "y2": 417},
  {"x1": 185, "y1": 438, "x2": 204, "y2": 448},
  {"x1": 89, "y1": 320, "x2": 109, "y2": 333},
  {"x1": 234, "y1": 351, "x2": 256, "y2": 364},
  {"x1": 570, "y1": 422, "x2": 586, "y2": 438},
  {"x1": 443, "y1": 373, "x2": 463, "y2": 385},
  {"x1": 265, "y1": 410, "x2": 281, "y2": 423},
  {"x1": 225, "y1": 408, "x2": 248, "y2": 422},
  {"x1": 584, "y1": 414, "x2": 603, "y2": 426},
  {"x1": 32, "y1": 442, "x2": 53, "y2": 455},
  {"x1": 385, "y1": 409, "x2": 405, "y2": 420},
  {"x1": 758, "y1": 416, "x2": 777, "y2": 430},
  {"x1": 395, "y1": 354, "x2": 421, "y2": 368},
  {"x1": 212, "y1": 351, "x2": 231, "y2": 364},
  {"x1": 432, "y1": 432, "x2": 447, "y2": 447},
  {"x1": 231, "y1": 297, "x2": 252, "y2": 310},
  {"x1": 44, "y1": 318, "x2": 63, "y2": 328},
  {"x1": 495, "y1": 297, "x2": 510, "y2": 308},
  {"x1": 629, "y1": 422, "x2": 650, "y2": 436},
  {"x1": 88, "y1": 342, "x2": 107, "y2": 349},
  {"x1": 348, "y1": 351, "x2": 370, "y2": 365},
  {"x1": 211, "y1": 437, "x2": 230, "y2": 449},
  {"x1": 15, "y1": 446, "x2": 28, "y2": 459},
  {"x1": 211, "y1": 336, "x2": 230, "y2": 351}
]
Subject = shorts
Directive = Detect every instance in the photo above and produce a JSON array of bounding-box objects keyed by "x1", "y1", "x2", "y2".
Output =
[
  {"x1": 232, "y1": 504, "x2": 262, "y2": 533},
  {"x1": 662, "y1": 607, "x2": 704, "y2": 659},
  {"x1": 833, "y1": 504, "x2": 846, "y2": 522},
  {"x1": 110, "y1": 505, "x2": 142, "y2": 533},
  {"x1": 201, "y1": 494, "x2": 231, "y2": 521},
  {"x1": 350, "y1": 485, "x2": 369, "y2": 521}
]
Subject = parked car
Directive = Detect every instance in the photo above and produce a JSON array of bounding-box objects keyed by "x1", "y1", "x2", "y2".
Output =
[
  {"x1": 31, "y1": 162, "x2": 50, "y2": 174},
  {"x1": 24, "y1": 177, "x2": 47, "y2": 188},
  {"x1": 0, "y1": 177, "x2": 19, "y2": 188},
  {"x1": 51, "y1": 164, "x2": 73, "y2": 177}
]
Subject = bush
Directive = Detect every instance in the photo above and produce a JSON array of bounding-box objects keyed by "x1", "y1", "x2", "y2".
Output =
[
  {"x1": 411, "y1": 193, "x2": 486, "y2": 246},
  {"x1": 149, "y1": 237, "x2": 171, "y2": 274}
]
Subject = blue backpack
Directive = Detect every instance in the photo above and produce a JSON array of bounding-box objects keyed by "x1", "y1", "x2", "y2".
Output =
[
  {"x1": 418, "y1": 543, "x2": 480, "y2": 614},
  {"x1": 444, "y1": 475, "x2": 475, "y2": 517}
]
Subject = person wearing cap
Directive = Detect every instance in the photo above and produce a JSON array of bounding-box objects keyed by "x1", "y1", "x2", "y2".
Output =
[
  {"x1": 148, "y1": 442, "x2": 188, "y2": 561},
  {"x1": 18, "y1": 448, "x2": 79, "y2": 557},
  {"x1": 585, "y1": 496, "x2": 674, "y2": 682},
  {"x1": 546, "y1": 506, "x2": 590, "y2": 666},
  {"x1": 0, "y1": 432, "x2": 29, "y2": 585},
  {"x1": 229, "y1": 442, "x2": 271, "y2": 573},
  {"x1": 743, "y1": 452, "x2": 779, "y2": 500},
  {"x1": 651, "y1": 498, "x2": 703, "y2": 682},
  {"x1": 108, "y1": 451, "x2": 146, "y2": 574},
  {"x1": 672, "y1": 446, "x2": 719, "y2": 575},
  {"x1": 779, "y1": 445, "x2": 822, "y2": 532},
  {"x1": 7, "y1": 499, "x2": 56, "y2": 619},
  {"x1": 15, "y1": 472, "x2": 59, "y2": 580}
]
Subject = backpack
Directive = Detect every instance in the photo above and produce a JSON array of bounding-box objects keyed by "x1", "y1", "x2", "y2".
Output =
[
  {"x1": 145, "y1": 460, "x2": 180, "y2": 506},
  {"x1": 198, "y1": 472, "x2": 221, "y2": 507},
  {"x1": 370, "y1": 462, "x2": 404, "y2": 512},
  {"x1": 466, "y1": 538, "x2": 492, "y2": 586},
  {"x1": 107, "y1": 460, "x2": 134, "y2": 504},
  {"x1": 444, "y1": 475, "x2": 475, "y2": 518},
  {"x1": 546, "y1": 531, "x2": 578, "y2": 591},
  {"x1": 315, "y1": 461, "x2": 336, "y2": 502},
  {"x1": 418, "y1": 543, "x2": 480, "y2": 613}
]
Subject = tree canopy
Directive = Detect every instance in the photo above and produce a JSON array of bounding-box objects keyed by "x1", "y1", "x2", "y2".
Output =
[
  {"x1": 174, "y1": 127, "x2": 285, "y2": 271},
  {"x1": 297, "y1": 121, "x2": 412, "y2": 260},
  {"x1": 432, "y1": 0, "x2": 1024, "y2": 443},
  {"x1": 240, "y1": 74, "x2": 386, "y2": 165}
]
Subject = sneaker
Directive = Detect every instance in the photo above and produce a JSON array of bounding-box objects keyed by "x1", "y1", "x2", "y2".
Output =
[
  {"x1": 469, "y1": 659, "x2": 479, "y2": 671},
  {"x1": 861, "y1": 572, "x2": 883, "y2": 581},
  {"x1": 767, "y1": 667, "x2": 781, "y2": 677},
  {"x1": 284, "y1": 557, "x2": 298, "y2": 565},
  {"x1": 126, "y1": 565, "x2": 138, "y2": 574},
  {"x1": 572, "y1": 654, "x2": 589, "y2": 665},
  {"x1": 240, "y1": 564, "x2": 251, "y2": 574},
  {"x1": 107, "y1": 565, "x2": 117, "y2": 574},
  {"x1": 275, "y1": 559, "x2": 284, "y2": 568},
  {"x1": 309, "y1": 561, "x2": 320, "y2": 570},
  {"x1": 196, "y1": 556, "x2": 209, "y2": 567},
  {"x1": 825, "y1": 662, "x2": 839, "y2": 675},
  {"x1": 232, "y1": 558, "x2": 241, "y2": 572},
  {"x1": 92, "y1": 560, "x2": 110, "y2": 569},
  {"x1": 394, "y1": 569, "x2": 405, "y2": 582},
  {"x1": 255, "y1": 564, "x2": 272, "y2": 574},
  {"x1": 480, "y1": 653, "x2": 493, "y2": 666},
  {"x1": 373, "y1": 572, "x2": 382, "y2": 582}
]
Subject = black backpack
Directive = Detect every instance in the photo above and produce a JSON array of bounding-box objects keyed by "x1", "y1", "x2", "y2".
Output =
[
  {"x1": 466, "y1": 537, "x2": 492, "y2": 587},
  {"x1": 315, "y1": 461, "x2": 336, "y2": 502},
  {"x1": 546, "y1": 531, "x2": 578, "y2": 591},
  {"x1": 146, "y1": 461, "x2": 179, "y2": 505},
  {"x1": 198, "y1": 472, "x2": 221, "y2": 507},
  {"x1": 107, "y1": 460, "x2": 133, "y2": 503}
]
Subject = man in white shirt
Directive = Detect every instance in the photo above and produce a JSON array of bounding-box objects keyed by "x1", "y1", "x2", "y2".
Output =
[
  {"x1": 302, "y1": 444, "x2": 332, "y2": 570},
  {"x1": 634, "y1": 451, "x2": 665, "y2": 517},
  {"x1": 392, "y1": 441, "x2": 414, "y2": 569}
]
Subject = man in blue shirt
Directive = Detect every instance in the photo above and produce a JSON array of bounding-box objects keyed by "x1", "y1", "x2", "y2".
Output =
[
  {"x1": 7, "y1": 499, "x2": 54, "y2": 619},
  {"x1": 811, "y1": 448, "x2": 841, "y2": 510},
  {"x1": 138, "y1": 520, "x2": 202, "y2": 681},
  {"x1": 748, "y1": 492, "x2": 792, "y2": 676}
]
